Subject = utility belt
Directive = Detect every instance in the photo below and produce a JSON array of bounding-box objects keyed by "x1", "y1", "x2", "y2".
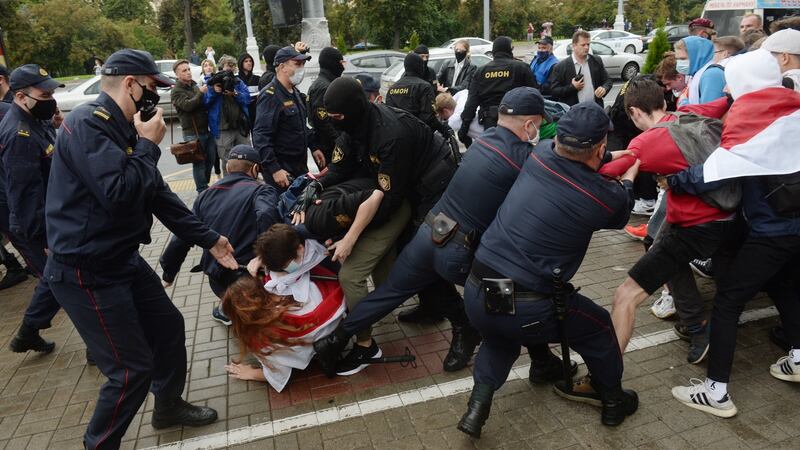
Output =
[
  {"x1": 469, "y1": 259, "x2": 551, "y2": 315},
  {"x1": 478, "y1": 105, "x2": 499, "y2": 126},
  {"x1": 424, "y1": 211, "x2": 479, "y2": 250}
]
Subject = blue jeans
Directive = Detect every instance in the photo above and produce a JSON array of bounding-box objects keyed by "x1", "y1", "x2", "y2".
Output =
[{"x1": 184, "y1": 133, "x2": 217, "y2": 192}]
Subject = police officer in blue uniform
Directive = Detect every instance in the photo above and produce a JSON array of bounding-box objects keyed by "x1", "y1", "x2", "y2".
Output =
[
  {"x1": 315, "y1": 87, "x2": 578, "y2": 380},
  {"x1": 456, "y1": 102, "x2": 641, "y2": 437},
  {"x1": 0, "y1": 65, "x2": 64, "y2": 354},
  {"x1": 160, "y1": 144, "x2": 280, "y2": 323},
  {"x1": 253, "y1": 46, "x2": 324, "y2": 190},
  {"x1": 43, "y1": 49, "x2": 239, "y2": 449}
]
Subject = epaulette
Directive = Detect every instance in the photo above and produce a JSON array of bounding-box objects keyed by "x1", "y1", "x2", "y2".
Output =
[
  {"x1": 17, "y1": 121, "x2": 30, "y2": 138},
  {"x1": 92, "y1": 106, "x2": 111, "y2": 121},
  {"x1": 264, "y1": 86, "x2": 275, "y2": 95}
]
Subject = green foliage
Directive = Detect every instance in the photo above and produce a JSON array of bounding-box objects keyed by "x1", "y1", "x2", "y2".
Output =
[
  {"x1": 408, "y1": 31, "x2": 420, "y2": 51},
  {"x1": 198, "y1": 32, "x2": 238, "y2": 60},
  {"x1": 351, "y1": 0, "x2": 457, "y2": 50},
  {"x1": 122, "y1": 20, "x2": 168, "y2": 59},
  {"x1": 336, "y1": 34, "x2": 348, "y2": 55},
  {"x1": 230, "y1": 0, "x2": 301, "y2": 54},
  {"x1": 642, "y1": 24, "x2": 670, "y2": 74},
  {"x1": 101, "y1": 0, "x2": 154, "y2": 22},
  {"x1": 158, "y1": 0, "x2": 210, "y2": 58},
  {"x1": 625, "y1": 0, "x2": 669, "y2": 32}
]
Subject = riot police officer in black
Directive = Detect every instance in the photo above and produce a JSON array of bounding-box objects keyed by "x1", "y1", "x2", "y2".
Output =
[
  {"x1": 459, "y1": 36, "x2": 538, "y2": 146},
  {"x1": 386, "y1": 52, "x2": 445, "y2": 134},
  {"x1": 308, "y1": 47, "x2": 345, "y2": 163}
]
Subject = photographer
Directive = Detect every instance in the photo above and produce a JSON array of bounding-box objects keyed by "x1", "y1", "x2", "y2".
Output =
[
  {"x1": 204, "y1": 55, "x2": 250, "y2": 176},
  {"x1": 172, "y1": 59, "x2": 217, "y2": 192}
]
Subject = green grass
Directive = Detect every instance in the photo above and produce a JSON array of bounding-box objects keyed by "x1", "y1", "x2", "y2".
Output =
[{"x1": 55, "y1": 74, "x2": 95, "y2": 82}]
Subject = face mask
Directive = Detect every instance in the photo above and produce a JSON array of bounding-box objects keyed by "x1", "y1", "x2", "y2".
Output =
[
  {"x1": 290, "y1": 68, "x2": 305, "y2": 85},
  {"x1": 537, "y1": 51, "x2": 551, "y2": 60},
  {"x1": 24, "y1": 94, "x2": 57, "y2": 121},
  {"x1": 676, "y1": 59, "x2": 691, "y2": 75},
  {"x1": 455, "y1": 51, "x2": 467, "y2": 63},
  {"x1": 284, "y1": 259, "x2": 301, "y2": 273},
  {"x1": 672, "y1": 89, "x2": 683, "y2": 97},
  {"x1": 525, "y1": 122, "x2": 540, "y2": 146},
  {"x1": 130, "y1": 81, "x2": 160, "y2": 115}
]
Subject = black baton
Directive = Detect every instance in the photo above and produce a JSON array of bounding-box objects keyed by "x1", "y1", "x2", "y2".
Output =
[
  {"x1": 366, "y1": 347, "x2": 417, "y2": 368},
  {"x1": 552, "y1": 268, "x2": 572, "y2": 392}
]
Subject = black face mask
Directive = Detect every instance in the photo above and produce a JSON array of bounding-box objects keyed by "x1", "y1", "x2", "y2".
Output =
[
  {"x1": 455, "y1": 50, "x2": 467, "y2": 63},
  {"x1": 24, "y1": 94, "x2": 57, "y2": 121},
  {"x1": 130, "y1": 80, "x2": 160, "y2": 119},
  {"x1": 331, "y1": 114, "x2": 361, "y2": 135}
]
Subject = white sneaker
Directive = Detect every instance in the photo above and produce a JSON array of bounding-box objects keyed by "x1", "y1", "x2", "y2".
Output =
[
  {"x1": 671, "y1": 378, "x2": 738, "y2": 418},
  {"x1": 650, "y1": 290, "x2": 676, "y2": 319},
  {"x1": 631, "y1": 199, "x2": 655, "y2": 216},
  {"x1": 770, "y1": 355, "x2": 800, "y2": 382}
]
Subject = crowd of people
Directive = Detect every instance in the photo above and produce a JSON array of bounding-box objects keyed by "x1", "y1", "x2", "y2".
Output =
[{"x1": 0, "y1": 12, "x2": 798, "y2": 448}]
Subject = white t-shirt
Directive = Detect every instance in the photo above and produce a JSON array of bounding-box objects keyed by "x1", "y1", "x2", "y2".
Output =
[
  {"x1": 449, "y1": 90, "x2": 484, "y2": 140},
  {"x1": 572, "y1": 54, "x2": 595, "y2": 103}
]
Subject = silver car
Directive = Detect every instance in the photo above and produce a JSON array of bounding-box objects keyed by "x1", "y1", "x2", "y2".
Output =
[
  {"x1": 380, "y1": 49, "x2": 493, "y2": 98},
  {"x1": 54, "y1": 75, "x2": 177, "y2": 118},
  {"x1": 343, "y1": 50, "x2": 406, "y2": 78},
  {"x1": 439, "y1": 37, "x2": 493, "y2": 56},
  {"x1": 552, "y1": 40, "x2": 642, "y2": 81}
]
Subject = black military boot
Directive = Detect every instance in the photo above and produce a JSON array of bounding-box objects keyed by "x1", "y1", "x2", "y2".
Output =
[
  {"x1": 313, "y1": 326, "x2": 352, "y2": 378},
  {"x1": 443, "y1": 324, "x2": 481, "y2": 372},
  {"x1": 397, "y1": 305, "x2": 444, "y2": 324},
  {"x1": 152, "y1": 398, "x2": 218, "y2": 429},
  {"x1": 85, "y1": 349, "x2": 96, "y2": 366},
  {"x1": 457, "y1": 383, "x2": 494, "y2": 438},
  {"x1": 0, "y1": 247, "x2": 28, "y2": 291},
  {"x1": 9, "y1": 322, "x2": 55, "y2": 354},
  {"x1": 601, "y1": 388, "x2": 639, "y2": 426},
  {"x1": 528, "y1": 350, "x2": 578, "y2": 384}
]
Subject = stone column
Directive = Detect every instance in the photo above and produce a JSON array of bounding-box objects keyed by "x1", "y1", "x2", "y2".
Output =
[
  {"x1": 301, "y1": 0, "x2": 332, "y2": 69},
  {"x1": 613, "y1": 0, "x2": 625, "y2": 31},
  {"x1": 243, "y1": 0, "x2": 262, "y2": 72}
]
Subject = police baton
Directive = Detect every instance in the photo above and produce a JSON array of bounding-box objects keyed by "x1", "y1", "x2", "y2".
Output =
[
  {"x1": 552, "y1": 268, "x2": 573, "y2": 392},
  {"x1": 366, "y1": 347, "x2": 417, "y2": 368}
]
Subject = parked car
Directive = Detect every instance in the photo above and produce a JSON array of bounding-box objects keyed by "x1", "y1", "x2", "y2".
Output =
[
  {"x1": 641, "y1": 25, "x2": 690, "y2": 51},
  {"x1": 380, "y1": 48, "x2": 493, "y2": 98},
  {"x1": 343, "y1": 50, "x2": 405, "y2": 78},
  {"x1": 351, "y1": 42, "x2": 380, "y2": 51},
  {"x1": 589, "y1": 29, "x2": 643, "y2": 53},
  {"x1": 155, "y1": 59, "x2": 203, "y2": 83},
  {"x1": 54, "y1": 75, "x2": 177, "y2": 118},
  {"x1": 439, "y1": 37, "x2": 493, "y2": 55},
  {"x1": 552, "y1": 40, "x2": 642, "y2": 81}
]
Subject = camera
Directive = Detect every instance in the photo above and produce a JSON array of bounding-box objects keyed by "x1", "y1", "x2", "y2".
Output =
[{"x1": 209, "y1": 70, "x2": 238, "y2": 92}]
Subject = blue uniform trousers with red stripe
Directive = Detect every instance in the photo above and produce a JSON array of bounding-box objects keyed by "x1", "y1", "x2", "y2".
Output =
[
  {"x1": 5, "y1": 232, "x2": 60, "y2": 331},
  {"x1": 44, "y1": 252, "x2": 186, "y2": 450},
  {"x1": 464, "y1": 277, "x2": 624, "y2": 394}
]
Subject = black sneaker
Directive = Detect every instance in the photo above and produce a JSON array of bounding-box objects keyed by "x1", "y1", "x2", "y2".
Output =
[
  {"x1": 553, "y1": 375, "x2": 602, "y2": 407},
  {"x1": 769, "y1": 326, "x2": 791, "y2": 352},
  {"x1": 212, "y1": 306, "x2": 232, "y2": 326},
  {"x1": 674, "y1": 323, "x2": 691, "y2": 342},
  {"x1": 689, "y1": 258, "x2": 713, "y2": 278},
  {"x1": 687, "y1": 326, "x2": 710, "y2": 364},
  {"x1": 397, "y1": 305, "x2": 444, "y2": 324},
  {"x1": 335, "y1": 340, "x2": 381, "y2": 376}
]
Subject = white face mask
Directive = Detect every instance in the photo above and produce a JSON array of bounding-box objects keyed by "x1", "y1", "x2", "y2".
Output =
[
  {"x1": 672, "y1": 89, "x2": 683, "y2": 97},
  {"x1": 526, "y1": 122, "x2": 540, "y2": 146},
  {"x1": 676, "y1": 59, "x2": 691, "y2": 75},
  {"x1": 290, "y1": 68, "x2": 305, "y2": 85}
]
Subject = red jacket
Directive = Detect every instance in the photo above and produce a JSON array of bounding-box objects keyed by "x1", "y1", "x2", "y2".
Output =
[{"x1": 600, "y1": 97, "x2": 731, "y2": 227}]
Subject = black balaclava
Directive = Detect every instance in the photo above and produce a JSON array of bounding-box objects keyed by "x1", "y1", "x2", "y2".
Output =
[
  {"x1": 324, "y1": 77, "x2": 370, "y2": 135},
  {"x1": 413, "y1": 45, "x2": 429, "y2": 56},
  {"x1": 262, "y1": 45, "x2": 281, "y2": 73},
  {"x1": 492, "y1": 36, "x2": 514, "y2": 58},
  {"x1": 319, "y1": 46, "x2": 345, "y2": 78},
  {"x1": 404, "y1": 52, "x2": 425, "y2": 78}
]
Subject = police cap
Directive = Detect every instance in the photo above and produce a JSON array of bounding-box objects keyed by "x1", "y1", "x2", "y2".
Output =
[
  {"x1": 0, "y1": 65, "x2": 8, "y2": 78},
  {"x1": 354, "y1": 73, "x2": 380, "y2": 93},
  {"x1": 274, "y1": 46, "x2": 312, "y2": 66},
  {"x1": 498, "y1": 87, "x2": 548, "y2": 119},
  {"x1": 101, "y1": 49, "x2": 174, "y2": 87},
  {"x1": 536, "y1": 36, "x2": 554, "y2": 46},
  {"x1": 229, "y1": 144, "x2": 261, "y2": 163},
  {"x1": 557, "y1": 102, "x2": 612, "y2": 148},
  {"x1": 9, "y1": 64, "x2": 65, "y2": 91}
]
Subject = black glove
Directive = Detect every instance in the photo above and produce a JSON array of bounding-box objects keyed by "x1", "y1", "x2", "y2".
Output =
[
  {"x1": 291, "y1": 180, "x2": 322, "y2": 217},
  {"x1": 457, "y1": 125, "x2": 472, "y2": 148}
]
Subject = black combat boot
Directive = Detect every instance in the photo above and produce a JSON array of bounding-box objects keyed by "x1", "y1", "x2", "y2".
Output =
[
  {"x1": 443, "y1": 324, "x2": 481, "y2": 372},
  {"x1": 528, "y1": 351, "x2": 578, "y2": 384},
  {"x1": 0, "y1": 247, "x2": 27, "y2": 291},
  {"x1": 397, "y1": 304, "x2": 444, "y2": 324},
  {"x1": 152, "y1": 398, "x2": 218, "y2": 429},
  {"x1": 457, "y1": 383, "x2": 494, "y2": 438},
  {"x1": 601, "y1": 388, "x2": 639, "y2": 426},
  {"x1": 9, "y1": 322, "x2": 54, "y2": 354},
  {"x1": 313, "y1": 326, "x2": 352, "y2": 378}
]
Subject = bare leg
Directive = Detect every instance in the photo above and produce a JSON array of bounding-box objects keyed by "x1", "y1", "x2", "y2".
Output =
[{"x1": 612, "y1": 277, "x2": 650, "y2": 353}]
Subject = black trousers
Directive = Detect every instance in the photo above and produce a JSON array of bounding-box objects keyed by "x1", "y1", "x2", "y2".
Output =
[
  {"x1": 707, "y1": 235, "x2": 800, "y2": 383},
  {"x1": 45, "y1": 253, "x2": 187, "y2": 449},
  {"x1": 6, "y1": 233, "x2": 60, "y2": 330}
]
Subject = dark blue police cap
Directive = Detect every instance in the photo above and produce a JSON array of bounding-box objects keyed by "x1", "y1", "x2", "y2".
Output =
[
  {"x1": 557, "y1": 102, "x2": 613, "y2": 148},
  {"x1": 354, "y1": 73, "x2": 380, "y2": 93},
  {"x1": 498, "y1": 87, "x2": 549, "y2": 119},
  {"x1": 0, "y1": 65, "x2": 8, "y2": 78},
  {"x1": 101, "y1": 49, "x2": 174, "y2": 87},
  {"x1": 9, "y1": 64, "x2": 65, "y2": 91},
  {"x1": 537, "y1": 36, "x2": 554, "y2": 46},
  {"x1": 229, "y1": 145, "x2": 260, "y2": 163},
  {"x1": 274, "y1": 46, "x2": 312, "y2": 66}
]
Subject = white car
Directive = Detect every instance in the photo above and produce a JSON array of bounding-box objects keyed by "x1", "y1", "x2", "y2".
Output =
[
  {"x1": 156, "y1": 59, "x2": 204, "y2": 83},
  {"x1": 552, "y1": 40, "x2": 643, "y2": 81},
  {"x1": 439, "y1": 37, "x2": 493, "y2": 56},
  {"x1": 54, "y1": 75, "x2": 177, "y2": 118},
  {"x1": 588, "y1": 30, "x2": 643, "y2": 54},
  {"x1": 380, "y1": 48, "x2": 493, "y2": 98}
]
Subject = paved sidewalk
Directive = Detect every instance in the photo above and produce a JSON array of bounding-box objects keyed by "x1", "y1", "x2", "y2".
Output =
[{"x1": 0, "y1": 185, "x2": 793, "y2": 449}]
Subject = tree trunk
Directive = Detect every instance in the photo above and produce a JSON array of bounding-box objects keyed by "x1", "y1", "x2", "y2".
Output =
[
  {"x1": 393, "y1": 29, "x2": 400, "y2": 50},
  {"x1": 183, "y1": 0, "x2": 194, "y2": 59}
]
